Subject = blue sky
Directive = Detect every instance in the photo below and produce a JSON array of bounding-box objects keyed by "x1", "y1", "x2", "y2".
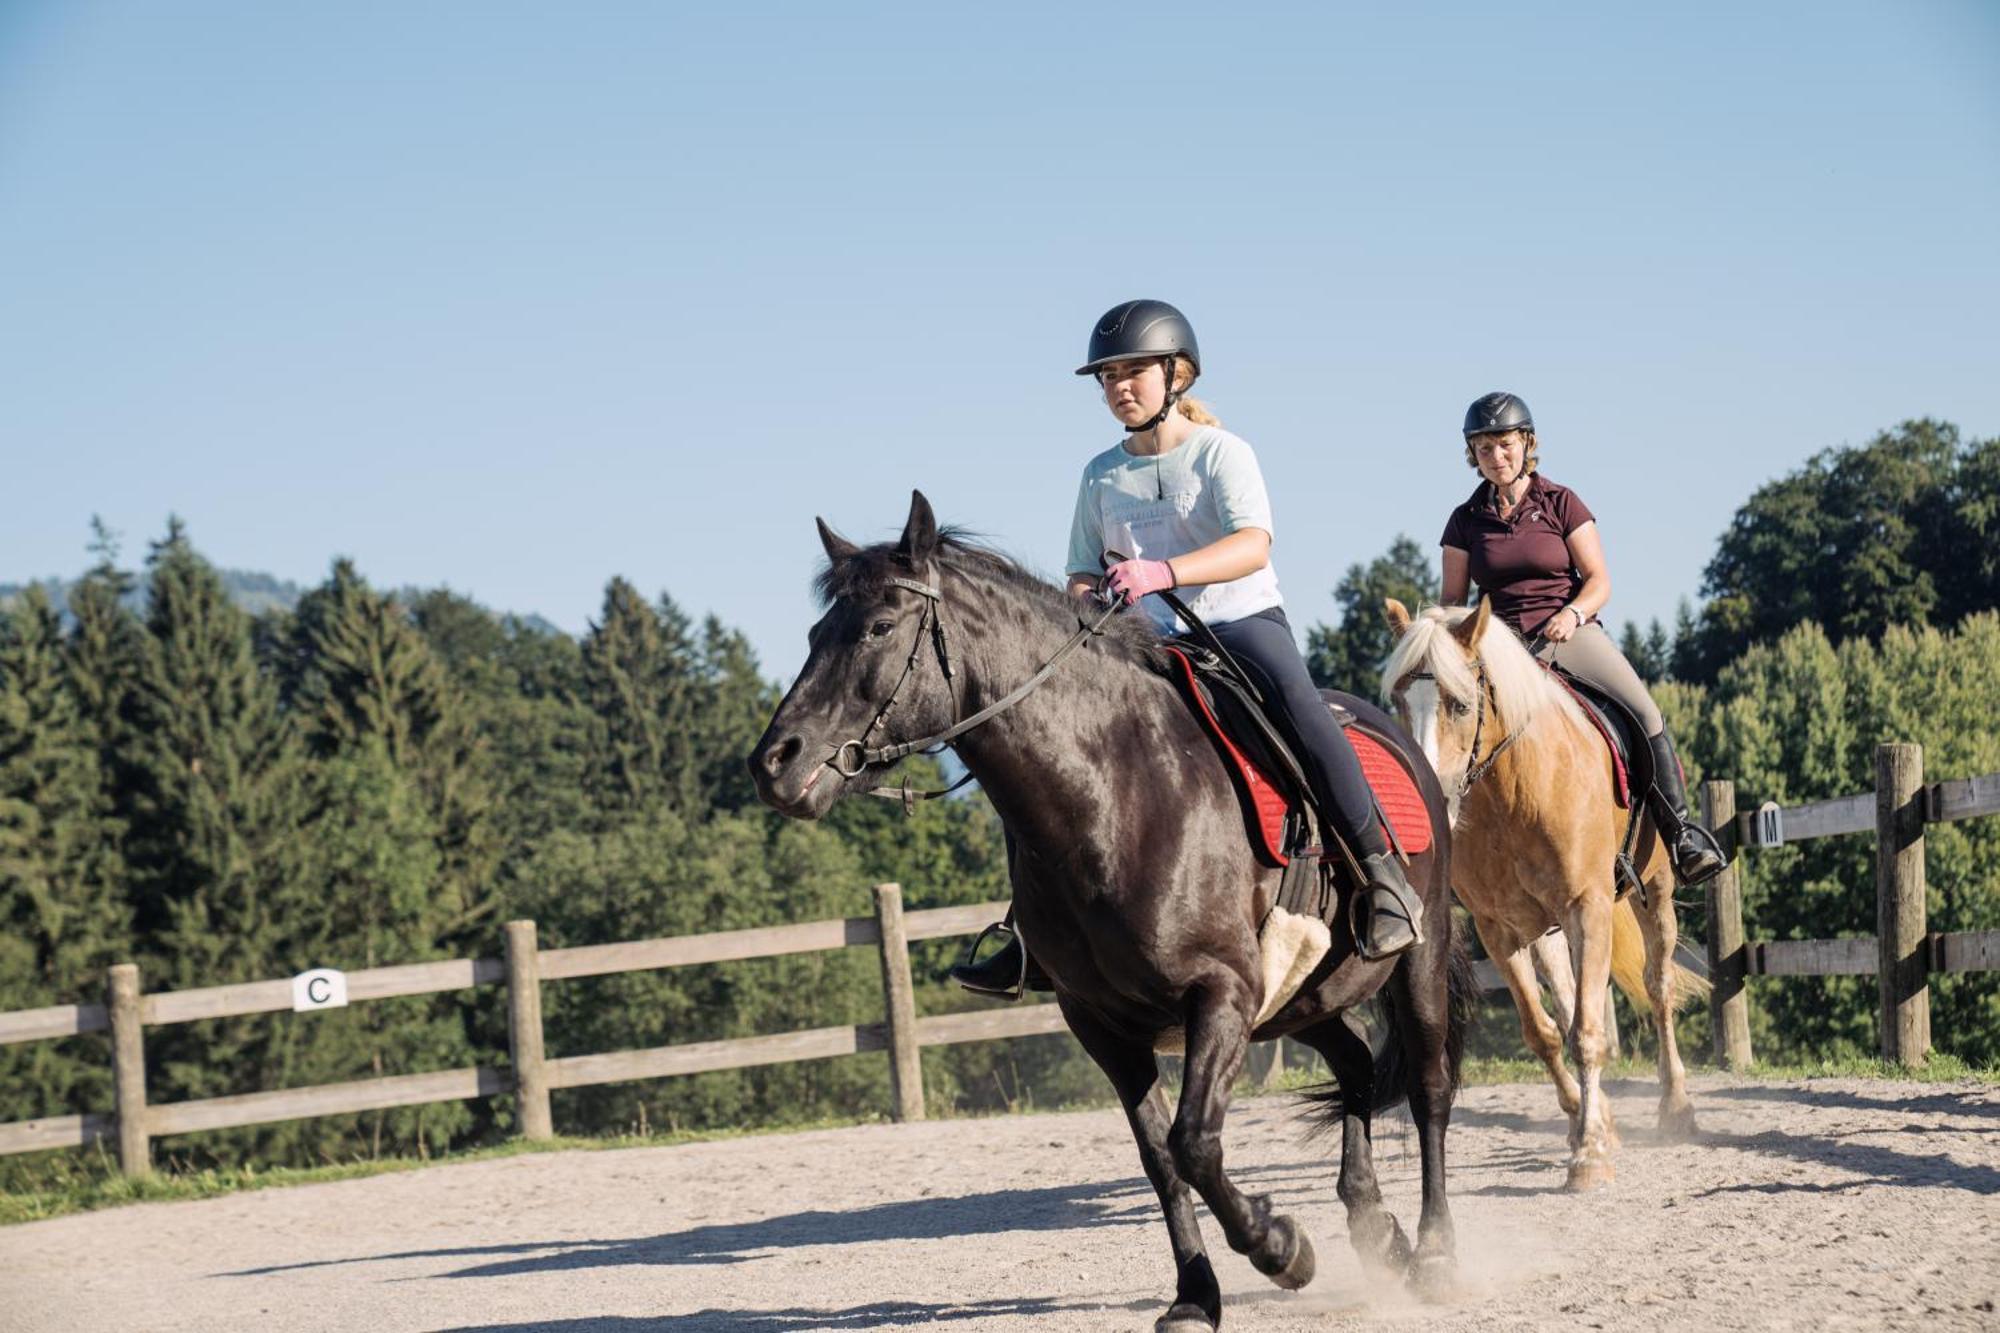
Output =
[{"x1": 4, "y1": 2, "x2": 1997, "y2": 679}]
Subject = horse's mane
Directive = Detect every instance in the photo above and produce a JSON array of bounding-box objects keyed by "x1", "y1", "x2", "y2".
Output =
[
  {"x1": 814, "y1": 528, "x2": 1169, "y2": 666},
  {"x1": 1379, "y1": 605, "x2": 1588, "y2": 735}
]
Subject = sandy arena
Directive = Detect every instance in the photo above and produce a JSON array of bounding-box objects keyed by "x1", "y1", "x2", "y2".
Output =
[{"x1": 2, "y1": 1073, "x2": 1995, "y2": 1332}]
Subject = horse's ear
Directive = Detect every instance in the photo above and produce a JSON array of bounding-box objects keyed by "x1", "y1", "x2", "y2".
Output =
[
  {"x1": 894, "y1": 489, "x2": 938, "y2": 566},
  {"x1": 817, "y1": 517, "x2": 860, "y2": 564},
  {"x1": 1451, "y1": 597, "x2": 1492, "y2": 651},
  {"x1": 1384, "y1": 598, "x2": 1412, "y2": 638}
]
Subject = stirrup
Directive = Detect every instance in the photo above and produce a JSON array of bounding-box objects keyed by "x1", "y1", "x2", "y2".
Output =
[
  {"x1": 1669, "y1": 822, "x2": 1730, "y2": 888},
  {"x1": 949, "y1": 921, "x2": 1027, "y2": 1000},
  {"x1": 1350, "y1": 855, "x2": 1424, "y2": 962}
]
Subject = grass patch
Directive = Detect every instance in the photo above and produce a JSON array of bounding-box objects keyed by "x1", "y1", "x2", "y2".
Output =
[{"x1": 1715, "y1": 1051, "x2": 1997, "y2": 1085}]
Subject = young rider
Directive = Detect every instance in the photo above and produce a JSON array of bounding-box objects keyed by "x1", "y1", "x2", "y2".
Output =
[
  {"x1": 953, "y1": 300, "x2": 1424, "y2": 996},
  {"x1": 1443, "y1": 391, "x2": 1728, "y2": 885}
]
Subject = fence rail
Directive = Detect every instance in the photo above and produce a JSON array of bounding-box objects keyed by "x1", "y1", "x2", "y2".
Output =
[
  {"x1": 1701, "y1": 743, "x2": 2000, "y2": 1072},
  {"x1": 3, "y1": 743, "x2": 1996, "y2": 1176},
  {"x1": 0, "y1": 893, "x2": 1063, "y2": 1176}
]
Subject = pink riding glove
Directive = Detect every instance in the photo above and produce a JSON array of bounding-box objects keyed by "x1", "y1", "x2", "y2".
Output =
[{"x1": 1104, "y1": 558, "x2": 1177, "y2": 606}]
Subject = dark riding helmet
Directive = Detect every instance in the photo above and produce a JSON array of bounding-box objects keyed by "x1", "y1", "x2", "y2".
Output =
[
  {"x1": 1074, "y1": 299, "x2": 1201, "y2": 378},
  {"x1": 1463, "y1": 391, "x2": 1534, "y2": 439}
]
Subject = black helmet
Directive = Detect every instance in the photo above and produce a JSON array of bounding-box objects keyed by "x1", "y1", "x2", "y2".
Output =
[
  {"x1": 1074, "y1": 299, "x2": 1200, "y2": 378},
  {"x1": 1463, "y1": 391, "x2": 1534, "y2": 438}
]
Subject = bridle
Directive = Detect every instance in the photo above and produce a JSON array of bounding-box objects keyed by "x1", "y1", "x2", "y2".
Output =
[
  {"x1": 1399, "y1": 656, "x2": 1526, "y2": 795},
  {"x1": 825, "y1": 571, "x2": 1125, "y2": 802}
]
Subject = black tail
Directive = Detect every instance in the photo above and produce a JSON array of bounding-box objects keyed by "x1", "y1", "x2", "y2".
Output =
[{"x1": 1301, "y1": 937, "x2": 1480, "y2": 1130}]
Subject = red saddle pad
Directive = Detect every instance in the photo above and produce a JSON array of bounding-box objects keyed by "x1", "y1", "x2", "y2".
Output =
[{"x1": 1167, "y1": 649, "x2": 1434, "y2": 864}]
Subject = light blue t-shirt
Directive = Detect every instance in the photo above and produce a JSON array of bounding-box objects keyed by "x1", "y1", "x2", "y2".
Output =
[{"x1": 1065, "y1": 425, "x2": 1284, "y2": 635}]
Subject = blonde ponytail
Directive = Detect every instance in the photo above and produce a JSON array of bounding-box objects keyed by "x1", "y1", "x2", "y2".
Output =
[{"x1": 1169, "y1": 355, "x2": 1220, "y2": 427}]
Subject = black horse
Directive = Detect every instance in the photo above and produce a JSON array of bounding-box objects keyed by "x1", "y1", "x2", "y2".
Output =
[{"x1": 750, "y1": 493, "x2": 1470, "y2": 1331}]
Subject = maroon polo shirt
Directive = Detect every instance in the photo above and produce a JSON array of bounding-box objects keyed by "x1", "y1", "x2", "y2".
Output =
[{"x1": 1440, "y1": 473, "x2": 1597, "y2": 637}]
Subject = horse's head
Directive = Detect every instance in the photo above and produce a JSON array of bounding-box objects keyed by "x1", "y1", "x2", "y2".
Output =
[
  {"x1": 749, "y1": 490, "x2": 963, "y2": 819},
  {"x1": 1381, "y1": 597, "x2": 1496, "y2": 798},
  {"x1": 1383, "y1": 596, "x2": 1565, "y2": 809}
]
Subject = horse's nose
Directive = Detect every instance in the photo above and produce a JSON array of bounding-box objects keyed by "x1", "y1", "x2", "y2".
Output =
[{"x1": 757, "y1": 732, "x2": 806, "y2": 777}]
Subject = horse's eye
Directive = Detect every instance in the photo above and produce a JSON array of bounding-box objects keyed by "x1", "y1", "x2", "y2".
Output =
[
  {"x1": 869, "y1": 620, "x2": 896, "y2": 638},
  {"x1": 1446, "y1": 698, "x2": 1471, "y2": 718}
]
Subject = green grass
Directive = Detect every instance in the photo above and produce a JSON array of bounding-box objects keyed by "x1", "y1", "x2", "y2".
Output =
[{"x1": 7, "y1": 1052, "x2": 1991, "y2": 1226}]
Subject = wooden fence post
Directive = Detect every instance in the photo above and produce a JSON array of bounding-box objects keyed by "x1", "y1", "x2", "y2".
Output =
[
  {"x1": 1257, "y1": 1038, "x2": 1286, "y2": 1089},
  {"x1": 504, "y1": 920, "x2": 554, "y2": 1140},
  {"x1": 108, "y1": 962, "x2": 150, "y2": 1178},
  {"x1": 872, "y1": 884, "x2": 925, "y2": 1123},
  {"x1": 1700, "y1": 780, "x2": 1753, "y2": 1070},
  {"x1": 1876, "y1": 743, "x2": 1931, "y2": 1067}
]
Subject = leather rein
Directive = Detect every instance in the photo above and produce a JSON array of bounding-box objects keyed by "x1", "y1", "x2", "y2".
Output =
[{"x1": 827, "y1": 573, "x2": 1125, "y2": 807}]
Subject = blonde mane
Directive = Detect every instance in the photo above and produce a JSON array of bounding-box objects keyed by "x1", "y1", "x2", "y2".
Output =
[{"x1": 1379, "y1": 605, "x2": 1589, "y2": 736}]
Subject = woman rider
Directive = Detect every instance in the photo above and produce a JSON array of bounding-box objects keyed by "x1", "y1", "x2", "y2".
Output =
[
  {"x1": 1443, "y1": 391, "x2": 1727, "y2": 885},
  {"x1": 953, "y1": 300, "x2": 1424, "y2": 996}
]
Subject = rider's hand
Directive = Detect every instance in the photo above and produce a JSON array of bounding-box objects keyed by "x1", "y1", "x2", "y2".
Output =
[
  {"x1": 1104, "y1": 558, "x2": 1176, "y2": 606},
  {"x1": 1544, "y1": 605, "x2": 1584, "y2": 643}
]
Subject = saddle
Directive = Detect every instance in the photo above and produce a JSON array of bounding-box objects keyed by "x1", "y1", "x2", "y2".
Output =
[
  {"x1": 1539, "y1": 663, "x2": 1658, "y2": 811},
  {"x1": 1162, "y1": 642, "x2": 1432, "y2": 898},
  {"x1": 1540, "y1": 661, "x2": 1691, "y2": 897}
]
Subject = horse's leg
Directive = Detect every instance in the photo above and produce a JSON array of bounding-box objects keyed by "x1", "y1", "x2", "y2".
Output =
[
  {"x1": 1479, "y1": 918, "x2": 1579, "y2": 1127},
  {"x1": 1532, "y1": 926, "x2": 1618, "y2": 1149},
  {"x1": 1296, "y1": 1013, "x2": 1413, "y2": 1280},
  {"x1": 1388, "y1": 941, "x2": 1459, "y2": 1301},
  {"x1": 1633, "y1": 867, "x2": 1698, "y2": 1140},
  {"x1": 1562, "y1": 895, "x2": 1618, "y2": 1191},
  {"x1": 1060, "y1": 1000, "x2": 1221, "y2": 1332},
  {"x1": 1169, "y1": 982, "x2": 1317, "y2": 1292}
]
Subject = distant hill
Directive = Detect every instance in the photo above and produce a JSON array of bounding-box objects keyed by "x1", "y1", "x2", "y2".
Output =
[{"x1": 0, "y1": 568, "x2": 565, "y2": 636}]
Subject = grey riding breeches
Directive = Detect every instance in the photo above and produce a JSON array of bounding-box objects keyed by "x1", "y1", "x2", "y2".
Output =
[{"x1": 1532, "y1": 622, "x2": 1664, "y2": 736}]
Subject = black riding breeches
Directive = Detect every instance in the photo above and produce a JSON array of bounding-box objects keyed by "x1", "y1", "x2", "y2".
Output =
[{"x1": 1202, "y1": 606, "x2": 1386, "y2": 856}]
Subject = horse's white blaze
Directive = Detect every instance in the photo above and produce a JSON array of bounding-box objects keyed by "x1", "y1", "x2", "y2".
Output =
[
  {"x1": 1404, "y1": 678, "x2": 1441, "y2": 769},
  {"x1": 1402, "y1": 679, "x2": 1461, "y2": 826}
]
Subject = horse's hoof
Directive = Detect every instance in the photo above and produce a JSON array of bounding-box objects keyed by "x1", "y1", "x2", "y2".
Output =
[
  {"x1": 1565, "y1": 1160, "x2": 1615, "y2": 1192},
  {"x1": 1252, "y1": 1214, "x2": 1317, "y2": 1291},
  {"x1": 1155, "y1": 1304, "x2": 1216, "y2": 1332},
  {"x1": 1657, "y1": 1102, "x2": 1698, "y2": 1142},
  {"x1": 1410, "y1": 1253, "x2": 1459, "y2": 1304},
  {"x1": 1350, "y1": 1209, "x2": 1414, "y2": 1277}
]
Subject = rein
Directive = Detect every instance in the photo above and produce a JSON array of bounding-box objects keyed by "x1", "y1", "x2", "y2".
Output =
[{"x1": 828, "y1": 573, "x2": 1126, "y2": 805}]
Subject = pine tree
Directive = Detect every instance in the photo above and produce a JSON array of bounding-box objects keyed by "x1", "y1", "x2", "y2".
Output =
[
  {"x1": 695, "y1": 616, "x2": 776, "y2": 813},
  {"x1": 64, "y1": 519, "x2": 147, "y2": 858},
  {"x1": 1305, "y1": 536, "x2": 1441, "y2": 698},
  {"x1": 0, "y1": 587, "x2": 131, "y2": 1123},
  {"x1": 123, "y1": 520, "x2": 304, "y2": 931},
  {"x1": 580, "y1": 579, "x2": 706, "y2": 817},
  {"x1": 286, "y1": 562, "x2": 497, "y2": 934},
  {"x1": 1618, "y1": 621, "x2": 1652, "y2": 679}
]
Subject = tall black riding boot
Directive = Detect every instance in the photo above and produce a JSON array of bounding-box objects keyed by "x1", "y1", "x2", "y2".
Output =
[
  {"x1": 1646, "y1": 731, "x2": 1729, "y2": 887},
  {"x1": 1353, "y1": 849, "x2": 1425, "y2": 961}
]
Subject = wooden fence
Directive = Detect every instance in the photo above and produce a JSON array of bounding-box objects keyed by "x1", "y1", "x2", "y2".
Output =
[
  {"x1": 1699, "y1": 742, "x2": 2000, "y2": 1071},
  {"x1": 0, "y1": 888, "x2": 1068, "y2": 1179},
  {"x1": 2, "y1": 741, "x2": 1995, "y2": 1177}
]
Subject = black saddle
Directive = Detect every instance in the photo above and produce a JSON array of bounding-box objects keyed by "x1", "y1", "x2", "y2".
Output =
[
  {"x1": 1543, "y1": 662, "x2": 1653, "y2": 811},
  {"x1": 1169, "y1": 640, "x2": 1322, "y2": 817}
]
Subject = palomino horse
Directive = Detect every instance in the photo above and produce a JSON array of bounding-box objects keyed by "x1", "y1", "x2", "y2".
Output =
[
  {"x1": 751, "y1": 493, "x2": 1474, "y2": 1331},
  {"x1": 1382, "y1": 598, "x2": 1709, "y2": 1190}
]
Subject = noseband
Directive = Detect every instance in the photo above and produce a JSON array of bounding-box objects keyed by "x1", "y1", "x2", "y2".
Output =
[
  {"x1": 1401, "y1": 657, "x2": 1525, "y2": 794},
  {"x1": 826, "y1": 573, "x2": 1124, "y2": 790}
]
